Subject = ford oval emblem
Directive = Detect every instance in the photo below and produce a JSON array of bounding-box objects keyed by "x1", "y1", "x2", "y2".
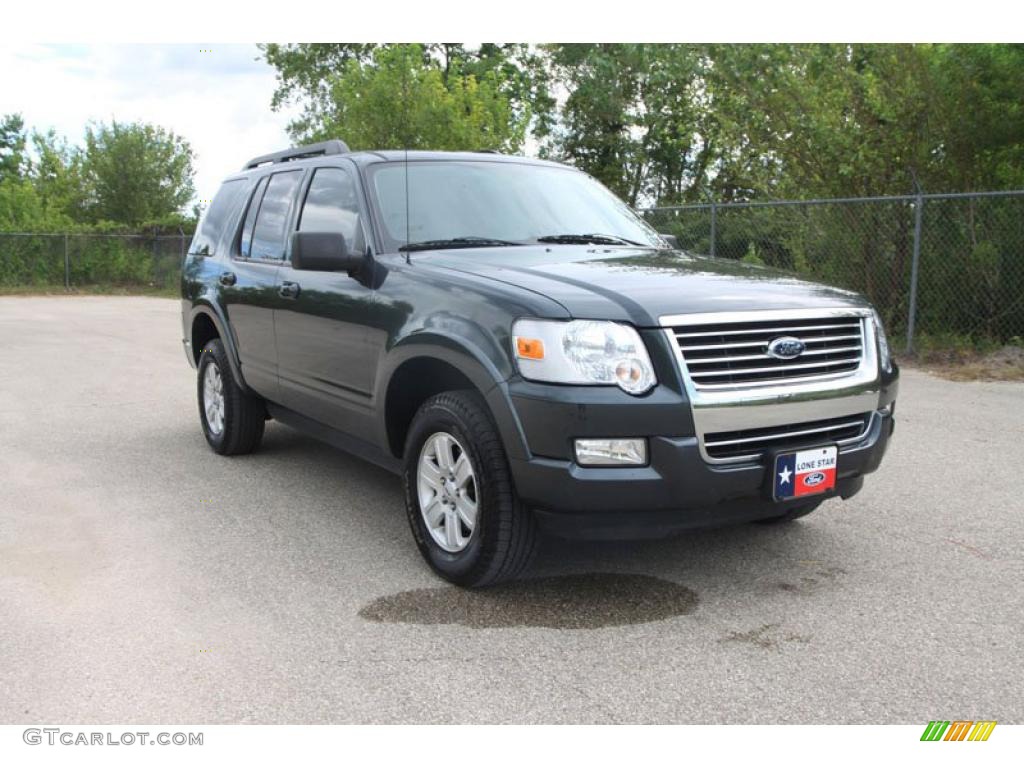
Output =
[
  {"x1": 804, "y1": 471, "x2": 826, "y2": 487},
  {"x1": 767, "y1": 336, "x2": 806, "y2": 360}
]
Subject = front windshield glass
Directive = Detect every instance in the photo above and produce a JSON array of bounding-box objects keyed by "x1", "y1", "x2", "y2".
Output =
[{"x1": 368, "y1": 160, "x2": 664, "y2": 251}]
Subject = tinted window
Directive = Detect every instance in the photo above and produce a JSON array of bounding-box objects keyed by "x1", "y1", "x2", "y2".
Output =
[
  {"x1": 239, "y1": 176, "x2": 269, "y2": 259},
  {"x1": 249, "y1": 171, "x2": 302, "y2": 260},
  {"x1": 298, "y1": 168, "x2": 364, "y2": 252},
  {"x1": 369, "y1": 161, "x2": 662, "y2": 251},
  {"x1": 188, "y1": 179, "x2": 245, "y2": 256}
]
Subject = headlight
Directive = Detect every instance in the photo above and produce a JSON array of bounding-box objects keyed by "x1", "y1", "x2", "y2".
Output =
[
  {"x1": 871, "y1": 309, "x2": 893, "y2": 372},
  {"x1": 512, "y1": 319, "x2": 657, "y2": 395}
]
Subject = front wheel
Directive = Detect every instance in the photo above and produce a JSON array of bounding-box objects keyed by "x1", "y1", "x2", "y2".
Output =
[{"x1": 403, "y1": 390, "x2": 537, "y2": 587}]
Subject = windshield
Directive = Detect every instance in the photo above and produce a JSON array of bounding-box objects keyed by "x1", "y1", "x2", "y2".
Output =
[{"x1": 368, "y1": 160, "x2": 664, "y2": 252}]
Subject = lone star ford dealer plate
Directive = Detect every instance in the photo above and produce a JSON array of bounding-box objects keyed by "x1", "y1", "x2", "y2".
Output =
[{"x1": 772, "y1": 445, "x2": 838, "y2": 501}]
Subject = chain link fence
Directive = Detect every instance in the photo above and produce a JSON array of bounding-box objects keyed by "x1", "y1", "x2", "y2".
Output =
[
  {"x1": 644, "y1": 190, "x2": 1024, "y2": 353},
  {"x1": 0, "y1": 231, "x2": 191, "y2": 293},
  {"x1": 3, "y1": 191, "x2": 1024, "y2": 354}
]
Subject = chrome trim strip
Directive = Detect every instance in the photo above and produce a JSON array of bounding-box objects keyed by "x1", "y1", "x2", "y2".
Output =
[
  {"x1": 690, "y1": 370, "x2": 867, "y2": 391},
  {"x1": 660, "y1": 307, "x2": 882, "y2": 465},
  {"x1": 674, "y1": 321, "x2": 861, "y2": 338},
  {"x1": 662, "y1": 307, "x2": 873, "y2": 326},
  {"x1": 676, "y1": 333, "x2": 862, "y2": 352},
  {"x1": 704, "y1": 419, "x2": 867, "y2": 448},
  {"x1": 689, "y1": 356, "x2": 861, "y2": 378},
  {"x1": 686, "y1": 345, "x2": 862, "y2": 365},
  {"x1": 703, "y1": 414, "x2": 875, "y2": 463}
]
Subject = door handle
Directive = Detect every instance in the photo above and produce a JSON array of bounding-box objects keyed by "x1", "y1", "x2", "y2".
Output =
[
  {"x1": 218, "y1": 271, "x2": 237, "y2": 287},
  {"x1": 279, "y1": 281, "x2": 301, "y2": 299}
]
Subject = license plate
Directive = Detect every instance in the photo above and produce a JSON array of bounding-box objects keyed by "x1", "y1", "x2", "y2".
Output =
[{"x1": 772, "y1": 445, "x2": 837, "y2": 501}]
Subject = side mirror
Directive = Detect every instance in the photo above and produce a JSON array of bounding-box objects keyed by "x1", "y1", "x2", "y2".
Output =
[
  {"x1": 660, "y1": 233, "x2": 680, "y2": 249},
  {"x1": 291, "y1": 231, "x2": 366, "y2": 273}
]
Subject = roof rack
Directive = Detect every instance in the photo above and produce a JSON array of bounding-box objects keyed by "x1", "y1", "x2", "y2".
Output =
[{"x1": 241, "y1": 139, "x2": 350, "y2": 171}]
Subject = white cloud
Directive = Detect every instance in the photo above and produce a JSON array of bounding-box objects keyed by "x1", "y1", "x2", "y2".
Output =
[{"x1": 0, "y1": 44, "x2": 301, "y2": 206}]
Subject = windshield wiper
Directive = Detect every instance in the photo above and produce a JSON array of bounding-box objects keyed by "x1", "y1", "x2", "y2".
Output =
[
  {"x1": 536, "y1": 233, "x2": 649, "y2": 247},
  {"x1": 399, "y1": 237, "x2": 520, "y2": 252}
]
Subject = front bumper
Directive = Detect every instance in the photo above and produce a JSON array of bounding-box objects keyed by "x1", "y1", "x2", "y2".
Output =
[{"x1": 510, "y1": 405, "x2": 893, "y2": 538}]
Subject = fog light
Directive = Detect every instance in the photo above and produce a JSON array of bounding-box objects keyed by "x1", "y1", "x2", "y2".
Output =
[{"x1": 574, "y1": 438, "x2": 647, "y2": 466}]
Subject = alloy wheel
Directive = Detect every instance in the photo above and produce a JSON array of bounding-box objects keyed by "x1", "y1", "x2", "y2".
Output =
[
  {"x1": 203, "y1": 363, "x2": 225, "y2": 435},
  {"x1": 416, "y1": 432, "x2": 479, "y2": 552}
]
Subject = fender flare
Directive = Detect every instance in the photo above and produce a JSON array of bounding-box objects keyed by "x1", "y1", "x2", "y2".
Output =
[
  {"x1": 375, "y1": 331, "x2": 531, "y2": 462},
  {"x1": 188, "y1": 302, "x2": 249, "y2": 392}
]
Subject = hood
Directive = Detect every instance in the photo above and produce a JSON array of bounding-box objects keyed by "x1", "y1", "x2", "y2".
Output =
[{"x1": 419, "y1": 246, "x2": 870, "y2": 327}]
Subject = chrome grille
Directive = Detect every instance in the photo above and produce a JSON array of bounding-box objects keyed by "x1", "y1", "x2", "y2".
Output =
[
  {"x1": 704, "y1": 413, "x2": 872, "y2": 462},
  {"x1": 672, "y1": 314, "x2": 866, "y2": 389}
]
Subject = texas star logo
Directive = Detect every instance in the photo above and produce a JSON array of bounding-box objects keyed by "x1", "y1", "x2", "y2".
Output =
[{"x1": 774, "y1": 447, "x2": 837, "y2": 499}]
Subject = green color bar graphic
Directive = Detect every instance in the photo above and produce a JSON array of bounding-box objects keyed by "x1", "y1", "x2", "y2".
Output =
[{"x1": 921, "y1": 721, "x2": 950, "y2": 741}]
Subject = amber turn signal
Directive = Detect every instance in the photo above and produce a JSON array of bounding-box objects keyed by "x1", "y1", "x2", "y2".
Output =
[{"x1": 515, "y1": 337, "x2": 545, "y2": 360}]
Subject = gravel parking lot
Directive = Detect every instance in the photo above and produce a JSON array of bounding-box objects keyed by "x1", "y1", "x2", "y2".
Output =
[{"x1": 1, "y1": 296, "x2": 1021, "y2": 724}]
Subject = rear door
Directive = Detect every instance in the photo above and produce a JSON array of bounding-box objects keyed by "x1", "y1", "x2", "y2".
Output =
[
  {"x1": 220, "y1": 169, "x2": 304, "y2": 402},
  {"x1": 274, "y1": 163, "x2": 382, "y2": 434}
]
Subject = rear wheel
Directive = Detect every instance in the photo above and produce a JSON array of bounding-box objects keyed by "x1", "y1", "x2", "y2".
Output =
[
  {"x1": 403, "y1": 390, "x2": 537, "y2": 587},
  {"x1": 197, "y1": 339, "x2": 265, "y2": 455},
  {"x1": 754, "y1": 500, "x2": 822, "y2": 525}
]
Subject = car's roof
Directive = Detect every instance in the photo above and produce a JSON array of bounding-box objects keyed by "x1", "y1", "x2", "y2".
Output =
[{"x1": 223, "y1": 150, "x2": 570, "y2": 183}]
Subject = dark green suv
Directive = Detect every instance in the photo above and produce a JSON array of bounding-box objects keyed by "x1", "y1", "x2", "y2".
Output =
[{"x1": 182, "y1": 140, "x2": 898, "y2": 586}]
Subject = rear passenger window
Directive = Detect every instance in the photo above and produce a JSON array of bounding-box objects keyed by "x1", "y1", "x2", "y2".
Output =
[
  {"x1": 298, "y1": 168, "x2": 365, "y2": 253},
  {"x1": 189, "y1": 179, "x2": 245, "y2": 256},
  {"x1": 248, "y1": 170, "x2": 302, "y2": 260},
  {"x1": 238, "y1": 176, "x2": 269, "y2": 259}
]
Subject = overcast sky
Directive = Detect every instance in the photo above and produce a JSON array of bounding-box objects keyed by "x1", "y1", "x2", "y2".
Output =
[{"x1": 0, "y1": 44, "x2": 298, "y2": 206}]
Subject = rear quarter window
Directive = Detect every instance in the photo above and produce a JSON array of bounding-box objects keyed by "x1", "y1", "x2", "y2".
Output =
[
  {"x1": 239, "y1": 176, "x2": 270, "y2": 259},
  {"x1": 188, "y1": 179, "x2": 246, "y2": 256}
]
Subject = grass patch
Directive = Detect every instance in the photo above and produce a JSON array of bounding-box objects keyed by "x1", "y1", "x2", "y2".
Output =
[{"x1": 905, "y1": 332, "x2": 1024, "y2": 381}]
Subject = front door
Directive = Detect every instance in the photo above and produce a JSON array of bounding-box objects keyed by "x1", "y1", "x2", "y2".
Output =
[{"x1": 274, "y1": 165, "x2": 383, "y2": 436}]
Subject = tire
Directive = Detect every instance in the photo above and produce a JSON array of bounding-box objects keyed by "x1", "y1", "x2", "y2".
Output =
[
  {"x1": 754, "y1": 500, "x2": 823, "y2": 525},
  {"x1": 197, "y1": 338, "x2": 265, "y2": 455},
  {"x1": 403, "y1": 390, "x2": 538, "y2": 587}
]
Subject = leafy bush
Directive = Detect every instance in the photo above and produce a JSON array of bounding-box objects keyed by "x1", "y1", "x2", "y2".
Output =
[{"x1": 0, "y1": 231, "x2": 187, "y2": 290}]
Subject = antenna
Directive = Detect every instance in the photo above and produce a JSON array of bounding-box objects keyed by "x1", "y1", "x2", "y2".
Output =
[
  {"x1": 402, "y1": 48, "x2": 411, "y2": 263},
  {"x1": 404, "y1": 143, "x2": 410, "y2": 263}
]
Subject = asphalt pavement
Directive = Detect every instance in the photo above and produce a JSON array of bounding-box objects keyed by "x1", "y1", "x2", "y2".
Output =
[{"x1": 0, "y1": 296, "x2": 1021, "y2": 723}]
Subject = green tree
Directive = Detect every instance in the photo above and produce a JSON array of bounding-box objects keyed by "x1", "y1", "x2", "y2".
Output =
[
  {"x1": 701, "y1": 44, "x2": 1024, "y2": 199},
  {"x1": 0, "y1": 113, "x2": 28, "y2": 183},
  {"x1": 0, "y1": 178, "x2": 49, "y2": 230},
  {"x1": 261, "y1": 43, "x2": 552, "y2": 151},
  {"x1": 290, "y1": 45, "x2": 527, "y2": 152},
  {"x1": 542, "y1": 44, "x2": 648, "y2": 202},
  {"x1": 542, "y1": 44, "x2": 727, "y2": 206},
  {"x1": 261, "y1": 43, "x2": 378, "y2": 139},
  {"x1": 926, "y1": 44, "x2": 1024, "y2": 191},
  {"x1": 82, "y1": 120, "x2": 195, "y2": 225},
  {"x1": 539, "y1": 44, "x2": 1024, "y2": 206},
  {"x1": 702, "y1": 44, "x2": 936, "y2": 199},
  {"x1": 31, "y1": 129, "x2": 90, "y2": 222}
]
